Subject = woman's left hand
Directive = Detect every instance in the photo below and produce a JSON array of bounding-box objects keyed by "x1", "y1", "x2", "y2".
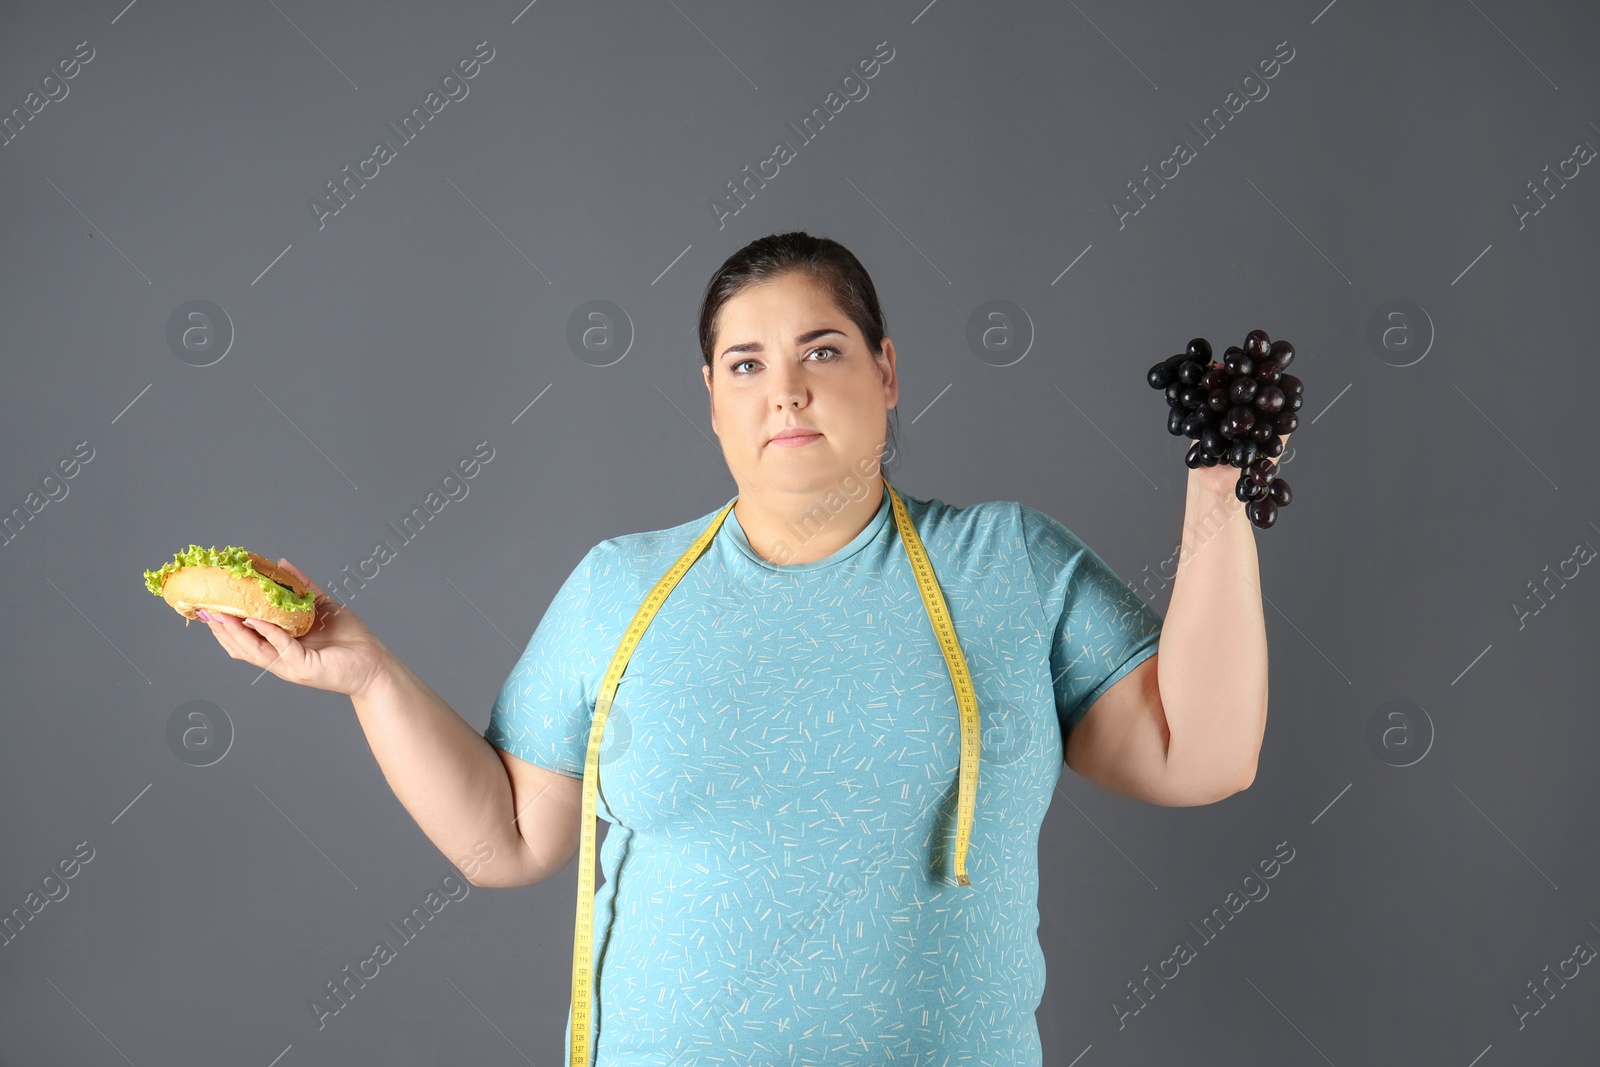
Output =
[{"x1": 1187, "y1": 432, "x2": 1292, "y2": 505}]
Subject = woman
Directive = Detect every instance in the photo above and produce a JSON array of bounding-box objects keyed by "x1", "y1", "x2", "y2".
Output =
[{"x1": 200, "y1": 231, "x2": 1272, "y2": 1065}]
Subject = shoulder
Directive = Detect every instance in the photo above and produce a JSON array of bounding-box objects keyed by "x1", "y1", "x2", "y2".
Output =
[{"x1": 579, "y1": 501, "x2": 732, "y2": 589}]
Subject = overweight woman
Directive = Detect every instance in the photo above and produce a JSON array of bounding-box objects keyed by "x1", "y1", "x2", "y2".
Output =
[{"x1": 200, "y1": 232, "x2": 1274, "y2": 1066}]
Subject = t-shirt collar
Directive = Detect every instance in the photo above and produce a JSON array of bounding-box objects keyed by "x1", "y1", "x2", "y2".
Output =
[{"x1": 722, "y1": 483, "x2": 892, "y2": 572}]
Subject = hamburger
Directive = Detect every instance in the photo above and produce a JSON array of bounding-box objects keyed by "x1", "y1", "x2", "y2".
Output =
[{"x1": 143, "y1": 545, "x2": 316, "y2": 637}]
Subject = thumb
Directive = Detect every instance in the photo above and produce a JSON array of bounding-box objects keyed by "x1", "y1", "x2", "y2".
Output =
[{"x1": 278, "y1": 557, "x2": 342, "y2": 611}]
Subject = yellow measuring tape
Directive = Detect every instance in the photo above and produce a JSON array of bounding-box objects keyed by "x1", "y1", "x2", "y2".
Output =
[{"x1": 567, "y1": 477, "x2": 980, "y2": 1067}]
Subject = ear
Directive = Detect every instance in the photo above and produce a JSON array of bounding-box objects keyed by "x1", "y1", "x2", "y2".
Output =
[
  {"x1": 878, "y1": 337, "x2": 899, "y2": 411},
  {"x1": 702, "y1": 363, "x2": 718, "y2": 435}
]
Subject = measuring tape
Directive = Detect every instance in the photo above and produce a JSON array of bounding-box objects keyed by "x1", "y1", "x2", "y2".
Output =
[{"x1": 567, "y1": 477, "x2": 980, "y2": 1067}]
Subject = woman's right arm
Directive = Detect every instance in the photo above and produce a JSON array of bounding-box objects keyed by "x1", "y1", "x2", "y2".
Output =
[
  {"x1": 349, "y1": 653, "x2": 584, "y2": 889},
  {"x1": 197, "y1": 559, "x2": 582, "y2": 890}
]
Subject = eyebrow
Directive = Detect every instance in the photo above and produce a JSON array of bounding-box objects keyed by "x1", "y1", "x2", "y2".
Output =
[{"x1": 720, "y1": 328, "x2": 847, "y2": 361}]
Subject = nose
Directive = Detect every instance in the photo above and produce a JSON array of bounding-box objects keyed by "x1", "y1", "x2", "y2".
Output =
[{"x1": 769, "y1": 361, "x2": 807, "y2": 410}]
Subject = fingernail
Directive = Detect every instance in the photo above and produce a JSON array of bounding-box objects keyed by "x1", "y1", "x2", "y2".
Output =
[{"x1": 196, "y1": 610, "x2": 211, "y2": 621}]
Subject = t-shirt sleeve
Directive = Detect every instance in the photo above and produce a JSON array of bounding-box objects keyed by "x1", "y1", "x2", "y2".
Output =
[
  {"x1": 1018, "y1": 503, "x2": 1164, "y2": 737},
  {"x1": 483, "y1": 543, "x2": 605, "y2": 779}
]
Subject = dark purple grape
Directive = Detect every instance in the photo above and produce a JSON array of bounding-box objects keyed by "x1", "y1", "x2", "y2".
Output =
[
  {"x1": 1286, "y1": 392, "x2": 1303, "y2": 413},
  {"x1": 1252, "y1": 359, "x2": 1282, "y2": 384},
  {"x1": 1268, "y1": 339, "x2": 1295, "y2": 370},
  {"x1": 1181, "y1": 386, "x2": 1208, "y2": 409},
  {"x1": 1250, "y1": 419, "x2": 1276, "y2": 443},
  {"x1": 1148, "y1": 362, "x2": 1176, "y2": 389},
  {"x1": 1201, "y1": 425, "x2": 1227, "y2": 456},
  {"x1": 1244, "y1": 329, "x2": 1271, "y2": 359},
  {"x1": 1224, "y1": 349, "x2": 1255, "y2": 377},
  {"x1": 1207, "y1": 388, "x2": 1230, "y2": 413},
  {"x1": 1177, "y1": 360, "x2": 1206, "y2": 386},
  {"x1": 1165, "y1": 381, "x2": 1184, "y2": 405},
  {"x1": 1247, "y1": 459, "x2": 1275, "y2": 487},
  {"x1": 1167, "y1": 405, "x2": 1188, "y2": 435},
  {"x1": 1235, "y1": 476, "x2": 1254, "y2": 502},
  {"x1": 1186, "y1": 338, "x2": 1213, "y2": 362},
  {"x1": 1261, "y1": 435, "x2": 1285, "y2": 458},
  {"x1": 1200, "y1": 366, "x2": 1226, "y2": 390},
  {"x1": 1278, "y1": 373, "x2": 1303, "y2": 399},
  {"x1": 1249, "y1": 496, "x2": 1279, "y2": 528},
  {"x1": 1202, "y1": 452, "x2": 1221, "y2": 466},
  {"x1": 1222, "y1": 405, "x2": 1256, "y2": 438},
  {"x1": 1183, "y1": 411, "x2": 1208, "y2": 437},
  {"x1": 1252, "y1": 385, "x2": 1285, "y2": 414},
  {"x1": 1268, "y1": 477, "x2": 1291, "y2": 506},
  {"x1": 1228, "y1": 437, "x2": 1258, "y2": 468},
  {"x1": 1229, "y1": 377, "x2": 1258, "y2": 404},
  {"x1": 1185, "y1": 442, "x2": 1203, "y2": 468},
  {"x1": 1274, "y1": 411, "x2": 1298, "y2": 435}
]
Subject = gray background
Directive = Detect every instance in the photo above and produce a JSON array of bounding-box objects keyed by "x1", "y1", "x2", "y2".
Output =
[{"x1": 3, "y1": 1, "x2": 1597, "y2": 1064}]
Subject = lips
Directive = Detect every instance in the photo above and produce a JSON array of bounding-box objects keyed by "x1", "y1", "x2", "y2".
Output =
[{"x1": 768, "y1": 428, "x2": 822, "y2": 443}]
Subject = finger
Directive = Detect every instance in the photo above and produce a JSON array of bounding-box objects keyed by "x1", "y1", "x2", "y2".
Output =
[{"x1": 209, "y1": 611, "x2": 279, "y2": 667}]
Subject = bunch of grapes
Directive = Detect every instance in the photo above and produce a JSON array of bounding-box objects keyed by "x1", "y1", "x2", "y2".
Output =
[{"x1": 1146, "y1": 330, "x2": 1303, "y2": 530}]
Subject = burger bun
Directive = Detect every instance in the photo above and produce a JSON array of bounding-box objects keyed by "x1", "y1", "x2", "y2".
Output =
[{"x1": 160, "y1": 566, "x2": 316, "y2": 637}]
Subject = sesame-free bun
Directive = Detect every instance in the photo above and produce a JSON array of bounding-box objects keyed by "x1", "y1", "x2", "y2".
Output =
[{"x1": 159, "y1": 565, "x2": 316, "y2": 637}]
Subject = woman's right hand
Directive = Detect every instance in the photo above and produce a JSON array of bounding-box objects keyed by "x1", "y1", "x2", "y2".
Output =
[{"x1": 199, "y1": 559, "x2": 392, "y2": 698}]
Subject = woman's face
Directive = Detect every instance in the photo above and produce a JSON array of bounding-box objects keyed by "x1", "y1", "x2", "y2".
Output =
[{"x1": 702, "y1": 271, "x2": 897, "y2": 498}]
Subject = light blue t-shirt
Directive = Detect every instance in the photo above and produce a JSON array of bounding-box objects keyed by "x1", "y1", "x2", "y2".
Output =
[{"x1": 485, "y1": 483, "x2": 1163, "y2": 1066}]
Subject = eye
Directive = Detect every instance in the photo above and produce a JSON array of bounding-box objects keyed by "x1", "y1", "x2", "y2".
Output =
[
  {"x1": 730, "y1": 358, "x2": 758, "y2": 375},
  {"x1": 807, "y1": 345, "x2": 842, "y2": 362}
]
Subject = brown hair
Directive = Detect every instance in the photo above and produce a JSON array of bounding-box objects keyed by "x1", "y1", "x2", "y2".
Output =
[{"x1": 697, "y1": 231, "x2": 901, "y2": 467}]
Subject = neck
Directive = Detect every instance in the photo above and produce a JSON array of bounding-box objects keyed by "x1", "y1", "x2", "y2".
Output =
[{"x1": 734, "y1": 478, "x2": 887, "y2": 565}]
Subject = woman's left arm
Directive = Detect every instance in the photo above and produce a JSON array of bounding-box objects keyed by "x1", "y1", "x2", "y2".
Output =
[
  {"x1": 1155, "y1": 435, "x2": 1289, "y2": 797},
  {"x1": 1065, "y1": 436, "x2": 1288, "y2": 805}
]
